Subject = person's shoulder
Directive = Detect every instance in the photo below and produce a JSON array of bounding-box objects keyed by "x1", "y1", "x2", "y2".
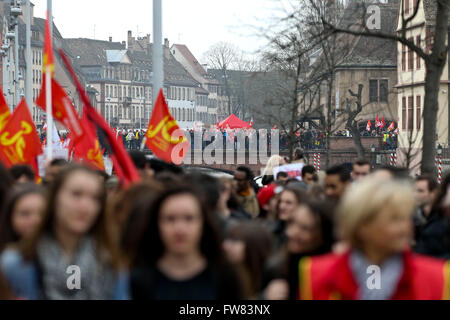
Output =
[
  {"x1": 0, "y1": 248, "x2": 25, "y2": 271},
  {"x1": 411, "y1": 253, "x2": 448, "y2": 271}
]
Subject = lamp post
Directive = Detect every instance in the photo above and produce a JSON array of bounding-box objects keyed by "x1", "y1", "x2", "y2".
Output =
[
  {"x1": 370, "y1": 144, "x2": 376, "y2": 169},
  {"x1": 437, "y1": 144, "x2": 443, "y2": 157}
]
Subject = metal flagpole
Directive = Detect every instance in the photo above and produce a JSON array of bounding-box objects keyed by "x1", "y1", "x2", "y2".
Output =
[
  {"x1": 14, "y1": 24, "x2": 19, "y2": 106},
  {"x1": 46, "y1": 0, "x2": 53, "y2": 161},
  {"x1": 26, "y1": 0, "x2": 32, "y2": 111},
  {"x1": 141, "y1": 0, "x2": 163, "y2": 151}
]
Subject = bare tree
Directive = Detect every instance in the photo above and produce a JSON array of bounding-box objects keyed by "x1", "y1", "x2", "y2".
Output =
[{"x1": 317, "y1": 0, "x2": 449, "y2": 174}]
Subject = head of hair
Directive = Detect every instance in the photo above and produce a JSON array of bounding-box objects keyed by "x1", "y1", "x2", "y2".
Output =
[
  {"x1": 134, "y1": 184, "x2": 223, "y2": 265},
  {"x1": 326, "y1": 165, "x2": 351, "y2": 183},
  {"x1": 430, "y1": 171, "x2": 450, "y2": 216},
  {"x1": 129, "y1": 150, "x2": 147, "y2": 170},
  {"x1": 49, "y1": 158, "x2": 68, "y2": 167},
  {"x1": 297, "y1": 199, "x2": 335, "y2": 254},
  {"x1": 0, "y1": 184, "x2": 45, "y2": 252},
  {"x1": 0, "y1": 163, "x2": 13, "y2": 209},
  {"x1": 375, "y1": 165, "x2": 411, "y2": 180},
  {"x1": 415, "y1": 174, "x2": 439, "y2": 192},
  {"x1": 294, "y1": 148, "x2": 304, "y2": 160},
  {"x1": 302, "y1": 165, "x2": 316, "y2": 177},
  {"x1": 353, "y1": 159, "x2": 371, "y2": 168},
  {"x1": 336, "y1": 177, "x2": 415, "y2": 248},
  {"x1": 236, "y1": 166, "x2": 254, "y2": 181},
  {"x1": 20, "y1": 164, "x2": 121, "y2": 269},
  {"x1": 186, "y1": 173, "x2": 221, "y2": 213},
  {"x1": 262, "y1": 155, "x2": 284, "y2": 176},
  {"x1": 276, "y1": 171, "x2": 288, "y2": 180},
  {"x1": 280, "y1": 185, "x2": 306, "y2": 205},
  {"x1": 225, "y1": 222, "x2": 273, "y2": 297},
  {"x1": 9, "y1": 165, "x2": 35, "y2": 182}
]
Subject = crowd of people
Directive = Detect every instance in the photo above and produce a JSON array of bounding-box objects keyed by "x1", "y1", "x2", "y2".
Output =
[{"x1": 0, "y1": 148, "x2": 448, "y2": 300}]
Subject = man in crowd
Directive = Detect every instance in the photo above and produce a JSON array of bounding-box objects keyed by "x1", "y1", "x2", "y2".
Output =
[
  {"x1": 413, "y1": 175, "x2": 439, "y2": 238},
  {"x1": 301, "y1": 165, "x2": 317, "y2": 186},
  {"x1": 351, "y1": 159, "x2": 371, "y2": 182},
  {"x1": 325, "y1": 165, "x2": 351, "y2": 204},
  {"x1": 234, "y1": 166, "x2": 260, "y2": 218}
]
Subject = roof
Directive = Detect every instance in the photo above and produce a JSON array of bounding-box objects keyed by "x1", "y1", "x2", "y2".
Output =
[
  {"x1": 63, "y1": 38, "x2": 125, "y2": 66},
  {"x1": 337, "y1": 0, "x2": 398, "y2": 67},
  {"x1": 195, "y1": 86, "x2": 209, "y2": 95},
  {"x1": 106, "y1": 50, "x2": 129, "y2": 63},
  {"x1": 172, "y1": 44, "x2": 207, "y2": 77}
]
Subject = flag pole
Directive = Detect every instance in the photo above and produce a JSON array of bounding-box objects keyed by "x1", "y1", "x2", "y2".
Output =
[{"x1": 46, "y1": 0, "x2": 53, "y2": 161}]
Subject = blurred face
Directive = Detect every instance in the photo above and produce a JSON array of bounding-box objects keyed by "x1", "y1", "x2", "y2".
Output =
[
  {"x1": 55, "y1": 171, "x2": 103, "y2": 236},
  {"x1": 358, "y1": 204, "x2": 413, "y2": 258},
  {"x1": 11, "y1": 193, "x2": 45, "y2": 239},
  {"x1": 234, "y1": 171, "x2": 248, "y2": 193},
  {"x1": 325, "y1": 174, "x2": 348, "y2": 202},
  {"x1": 279, "y1": 190, "x2": 299, "y2": 221},
  {"x1": 16, "y1": 175, "x2": 33, "y2": 184},
  {"x1": 351, "y1": 164, "x2": 371, "y2": 182},
  {"x1": 45, "y1": 164, "x2": 65, "y2": 185},
  {"x1": 159, "y1": 194, "x2": 203, "y2": 256},
  {"x1": 223, "y1": 238, "x2": 245, "y2": 264},
  {"x1": 218, "y1": 181, "x2": 232, "y2": 209},
  {"x1": 303, "y1": 172, "x2": 316, "y2": 186},
  {"x1": 286, "y1": 206, "x2": 321, "y2": 254},
  {"x1": 414, "y1": 180, "x2": 433, "y2": 207}
]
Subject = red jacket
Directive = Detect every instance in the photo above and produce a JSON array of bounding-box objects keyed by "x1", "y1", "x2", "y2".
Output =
[{"x1": 298, "y1": 251, "x2": 450, "y2": 300}]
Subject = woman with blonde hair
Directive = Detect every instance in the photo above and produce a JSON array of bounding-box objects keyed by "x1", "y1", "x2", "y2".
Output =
[
  {"x1": 297, "y1": 177, "x2": 450, "y2": 300},
  {"x1": 261, "y1": 155, "x2": 285, "y2": 186}
]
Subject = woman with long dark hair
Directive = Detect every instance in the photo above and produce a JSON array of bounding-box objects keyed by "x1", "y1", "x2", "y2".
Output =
[
  {"x1": 0, "y1": 165, "x2": 129, "y2": 300},
  {"x1": 0, "y1": 184, "x2": 45, "y2": 253},
  {"x1": 130, "y1": 184, "x2": 243, "y2": 300},
  {"x1": 263, "y1": 200, "x2": 335, "y2": 300}
]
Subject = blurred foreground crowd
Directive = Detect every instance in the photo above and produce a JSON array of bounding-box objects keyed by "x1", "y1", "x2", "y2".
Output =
[{"x1": 0, "y1": 150, "x2": 448, "y2": 300}]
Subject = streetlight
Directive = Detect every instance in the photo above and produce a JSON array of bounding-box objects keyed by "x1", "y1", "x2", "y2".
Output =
[
  {"x1": 437, "y1": 144, "x2": 443, "y2": 156},
  {"x1": 370, "y1": 144, "x2": 376, "y2": 169}
]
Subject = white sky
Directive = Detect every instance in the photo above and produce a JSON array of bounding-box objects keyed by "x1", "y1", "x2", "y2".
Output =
[{"x1": 32, "y1": 0, "x2": 287, "y2": 64}]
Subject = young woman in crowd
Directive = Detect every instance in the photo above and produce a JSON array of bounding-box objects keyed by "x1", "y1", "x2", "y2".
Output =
[
  {"x1": 261, "y1": 155, "x2": 286, "y2": 186},
  {"x1": 0, "y1": 184, "x2": 46, "y2": 253},
  {"x1": 263, "y1": 200, "x2": 335, "y2": 300},
  {"x1": 130, "y1": 185, "x2": 243, "y2": 300},
  {"x1": 297, "y1": 178, "x2": 450, "y2": 300},
  {"x1": 0, "y1": 165, "x2": 129, "y2": 300},
  {"x1": 223, "y1": 222, "x2": 273, "y2": 299},
  {"x1": 272, "y1": 186, "x2": 306, "y2": 250}
]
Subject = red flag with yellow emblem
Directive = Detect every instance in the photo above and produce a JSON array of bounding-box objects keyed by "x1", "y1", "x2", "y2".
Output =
[
  {"x1": 36, "y1": 78, "x2": 84, "y2": 141},
  {"x1": 0, "y1": 88, "x2": 11, "y2": 132},
  {"x1": 0, "y1": 99, "x2": 42, "y2": 167},
  {"x1": 145, "y1": 89, "x2": 189, "y2": 164},
  {"x1": 72, "y1": 110, "x2": 105, "y2": 171},
  {"x1": 36, "y1": 11, "x2": 84, "y2": 141}
]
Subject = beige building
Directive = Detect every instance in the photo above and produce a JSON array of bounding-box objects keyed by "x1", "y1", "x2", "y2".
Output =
[{"x1": 395, "y1": 0, "x2": 449, "y2": 171}]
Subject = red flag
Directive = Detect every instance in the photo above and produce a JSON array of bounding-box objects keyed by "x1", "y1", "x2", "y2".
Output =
[
  {"x1": 36, "y1": 77, "x2": 84, "y2": 141},
  {"x1": 0, "y1": 88, "x2": 11, "y2": 132},
  {"x1": 387, "y1": 121, "x2": 395, "y2": 132},
  {"x1": 0, "y1": 99, "x2": 43, "y2": 167},
  {"x1": 273, "y1": 123, "x2": 278, "y2": 130},
  {"x1": 58, "y1": 48, "x2": 140, "y2": 187},
  {"x1": 366, "y1": 120, "x2": 372, "y2": 132},
  {"x1": 145, "y1": 89, "x2": 189, "y2": 165},
  {"x1": 43, "y1": 11, "x2": 54, "y2": 75},
  {"x1": 249, "y1": 118, "x2": 254, "y2": 128},
  {"x1": 381, "y1": 116, "x2": 386, "y2": 129},
  {"x1": 375, "y1": 115, "x2": 380, "y2": 128},
  {"x1": 72, "y1": 111, "x2": 105, "y2": 171}
]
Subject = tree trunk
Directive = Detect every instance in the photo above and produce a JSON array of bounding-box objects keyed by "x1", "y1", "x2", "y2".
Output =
[
  {"x1": 349, "y1": 125, "x2": 365, "y2": 158},
  {"x1": 420, "y1": 1, "x2": 448, "y2": 175},
  {"x1": 325, "y1": 74, "x2": 334, "y2": 169}
]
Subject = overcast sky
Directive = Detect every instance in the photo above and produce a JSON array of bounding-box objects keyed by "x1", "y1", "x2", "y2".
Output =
[{"x1": 33, "y1": 0, "x2": 287, "y2": 64}]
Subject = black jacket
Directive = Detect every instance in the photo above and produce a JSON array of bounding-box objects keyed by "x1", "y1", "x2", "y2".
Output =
[{"x1": 414, "y1": 212, "x2": 450, "y2": 259}]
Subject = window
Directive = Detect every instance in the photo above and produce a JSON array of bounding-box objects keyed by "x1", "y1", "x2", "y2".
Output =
[
  {"x1": 405, "y1": 0, "x2": 409, "y2": 15},
  {"x1": 402, "y1": 97, "x2": 406, "y2": 130},
  {"x1": 416, "y1": 96, "x2": 421, "y2": 130},
  {"x1": 416, "y1": 36, "x2": 421, "y2": 69},
  {"x1": 379, "y1": 80, "x2": 388, "y2": 102},
  {"x1": 413, "y1": 0, "x2": 418, "y2": 12},
  {"x1": 369, "y1": 80, "x2": 378, "y2": 102},
  {"x1": 402, "y1": 44, "x2": 406, "y2": 71},
  {"x1": 408, "y1": 96, "x2": 414, "y2": 130},
  {"x1": 408, "y1": 38, "x2": 414, "y2": 70}
]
